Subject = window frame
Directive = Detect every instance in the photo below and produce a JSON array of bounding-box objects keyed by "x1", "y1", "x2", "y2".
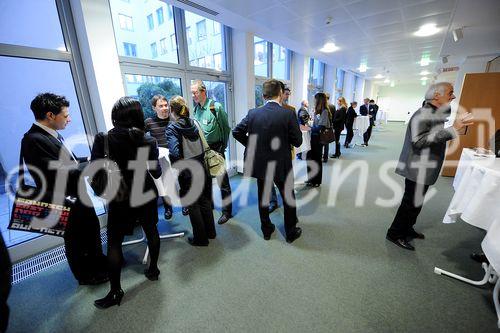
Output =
[
  {"x1": 147, "y1": 13, "x2": 154, "y2": 31},
  {"x1": 156, "y1": 7, "x2": 164, "y2": 25},
  {"x1": 0, "y1": 0, "x2": 98, "y2": 257},
  {"x1": 118, "y1": 13, "x2": 133, "y2": 31}
]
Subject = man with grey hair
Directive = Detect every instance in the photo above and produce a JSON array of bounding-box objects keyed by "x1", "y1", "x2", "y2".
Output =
[
  {"x1": 386, "y1": 82, "x2": 474, "y2": 251},
  {"x1": 191, "y1": 80, "x2": 233, "y2": 225}
]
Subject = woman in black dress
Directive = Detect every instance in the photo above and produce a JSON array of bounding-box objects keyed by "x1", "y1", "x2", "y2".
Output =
[
  {"x1": 92, "y1": 97, "x2": 162, "y2": 309},
  {"x1": 331, "y1": 97, "x2": 347, "y2": 157},
  {"x1": 344, "y1": 101, "x2": 358, "y2": 148}
]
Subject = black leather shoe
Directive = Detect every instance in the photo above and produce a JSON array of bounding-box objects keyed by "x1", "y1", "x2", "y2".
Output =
[
  {"x1": 217, "y1": 213, "x2": 232, "y2": 225},
  {"x1": 164, "y1": 208, "x2": 173, "y2": 220},
  {"x1": 94, "y1": 289, "x2": 124, "y2": 309},
  {"x1": 386, "y1": 234, "x2": 415, "y2": 251},
  {"x1": 187, "y1": 237, "x2": 209, "y2": 246},
  {"x1": 286, "y1": 227, "x2": 302, "y2": 243},
  {"x1": 408, "y1": 229, "x2": 425, "y2": 239},
  {"x1": 144, "y1": 267, "x2": 160, "y2": 281},
  {"x1": 470, "y1": 252, "x2": 489, "y2": 264},
  {"x1": 268, "y1": 202, "x2": 279, "y2": 214},
  {"x1": 182, "y1": 207, "x2": 189, "y2": 216},
  {"x1": 263, "y1": 224, "x2": 276, "y2": 240}
]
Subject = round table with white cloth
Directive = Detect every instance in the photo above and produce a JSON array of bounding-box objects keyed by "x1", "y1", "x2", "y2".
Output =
[{"x1": 435, "y1": 148, "x2": 500, "y2": 328}]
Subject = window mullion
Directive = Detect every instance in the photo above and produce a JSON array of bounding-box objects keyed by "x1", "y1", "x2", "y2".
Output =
[
  {"x1": 267, "y1": 42, "x2": 273, "y2": 78},
  {"x1": 173, "y1": 6, "x2": 188, "y2": 70}
]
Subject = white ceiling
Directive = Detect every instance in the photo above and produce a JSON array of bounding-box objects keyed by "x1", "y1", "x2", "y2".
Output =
[{"x1": 173, "y1": 0, "x2": 500, "y2": 84}]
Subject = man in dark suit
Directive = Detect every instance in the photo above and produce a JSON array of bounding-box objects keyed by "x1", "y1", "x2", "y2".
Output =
[
  {"x1": 386, "y1": 83, "x2": 473, "y2": 250},
  {"x1": 21, "y1": 93, "x2": 107, "y2": 284},
  {"x1": 233, "y1": 79, "x2": 303, "y2": 243},
  {"x1": 369, "y1": 99, "x2": 379, "y2": 122},
  {"x1": 359, "y1": 98, "x2": 375, "y2": 146},
  {"x1": 0, "y1": 233, "x2": 11, "y2": 333}
]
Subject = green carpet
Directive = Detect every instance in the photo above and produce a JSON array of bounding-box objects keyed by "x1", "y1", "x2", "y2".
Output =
[{"x1": 6, "y1": 123, "x2": 498, "y2": 332}]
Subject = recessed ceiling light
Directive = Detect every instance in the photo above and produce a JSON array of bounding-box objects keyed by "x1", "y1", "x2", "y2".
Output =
[
  {"x1": 359, "y1": 63, "x2": 367, "y2": 72},
  {"x1": 320, "y1": 42, "x2": 339, "y2": 53},
  {"x1": 420, "y1": 70, "x2": 430, "y2": 75},
  {"x1": 420, "y1": 57, "x2": 430, "y2": 66},
  {"x1": 383, "y1": 78, "x2": 390, "y2": 83},
  {"x1": 374, "y1": 74, "x2": 384, "y2": 79},
  {"x1": 420, "y1": 77, "x2": 428, "y2": 80},
  {"x1": 414, "y1": 23, "x2": 440, "y2": 37},
  {"x1": 421, "y1": 80, "x2": 428, "y2": 86},
  {"x1": 390, "y1": 81, "x2": 395, "y2": 87}
]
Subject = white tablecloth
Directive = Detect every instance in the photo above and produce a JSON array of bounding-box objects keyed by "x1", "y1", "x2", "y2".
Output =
[
  {"x1": 296, "y1": 130, "x2": 311, "y2": 154},
  {"x1": 353, "y1": 116, "x2": 370, "y2": 136},
  {"x1": 443, "y1": 149, "x2": 500, "y2": 266},
  {"x1": 376, "y1": 110, "x2": 388, "y2": 125},
  {"x1": 152, "y1": 147, "x2": 176, "y2": 197}
]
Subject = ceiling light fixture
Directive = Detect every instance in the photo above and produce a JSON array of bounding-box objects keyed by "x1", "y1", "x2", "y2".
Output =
[
  {"x1": 442, "y1": 55, "x2": 449, "y2": 64},
  {"x1": 452, "y1": 28, "x2": 463, "y2": 42},
  {"x1": 420, "y1": 57, "x2": 430, "y2": 66},
  {"x1": 420, "y1": 76, "x2": 428, "y2": 80},
  {"x1": 420, "y1": 70, "x2": 430, "y2": 75},
  {"x1": 374, "y1": 74, "x2": 384, "y2": 79},
  {"x1": 383, "y1": 78, "x2": 390, "y2": 83},
  {"x1": 320, "y1": 42, "x2": 339, "y2": 53},
  {"x1": 421, "y1": 80, "x2": 427, "y2": 86},
  {"x1": 359, "y1": 63, "x2": 367, "y2": 72},
  {"x1": 414, "y1": 23, "x2": 440, "y2": 37},
  {"x1": 390, "y1": 81, "x2": 395, "y2": 87}
]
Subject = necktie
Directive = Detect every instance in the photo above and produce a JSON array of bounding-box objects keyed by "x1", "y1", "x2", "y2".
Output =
[{"x1": 57, "y1": 133, "x2": 77, "y2": 162}]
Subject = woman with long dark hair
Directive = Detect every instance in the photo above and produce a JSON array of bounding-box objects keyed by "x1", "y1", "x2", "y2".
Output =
[
  {"x1": 306, "y1": 92, "x2": 330, "y2": 187},
  {"x1": 92, "y1": 97, "x2": 162, "y2": 309},
  {"x1": 165, "y1": 96, "x2": 215, "y2": 246}
]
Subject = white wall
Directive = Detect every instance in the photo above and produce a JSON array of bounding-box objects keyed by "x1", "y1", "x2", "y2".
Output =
[
  {"x1": 377, "y1": 83, "x2": 427, "y2": 121},
  {"x1": 290, "y1": 53, "x2": 308, "y2": 110},
  {"x1": 232, "y1": 29, "x2": 255, "y2": 172}
]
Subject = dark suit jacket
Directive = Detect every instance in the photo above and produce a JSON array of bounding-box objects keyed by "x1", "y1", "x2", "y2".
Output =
[
  {"x1": 21, "y1": 124, "x2": 84, "y2": 196},
  {"x1": 345, "y1": 106, "x2": 358, "y2": 126},
  {"x1": 360, "y1": 104, "x2": 375, "y2": 126},
  {"x1": 332, "y1": 106, "x2": 347, "y2": 131},
  {"x1": 232, "y1": 102, "x2": 302, "y2": 182},
  {"x1": 395, "y1": 103, "x2": 457, "y2": 185}
]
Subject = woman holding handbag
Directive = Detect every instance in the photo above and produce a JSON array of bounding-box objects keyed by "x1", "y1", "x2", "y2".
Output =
[
  {"x1": 306, "y1": 92, "x2": 331, "y2": 187},
  {"x1": 165, "y1": 96, "x2": 216, "y2": 246},
  {"x1": 91, "y1": 97, "x2": 162, "y2": 309}
]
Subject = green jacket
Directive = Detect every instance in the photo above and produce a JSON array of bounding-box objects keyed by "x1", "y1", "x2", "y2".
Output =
[{"x1": 193, "y1": 98, "x2": 231, "y2": 146}]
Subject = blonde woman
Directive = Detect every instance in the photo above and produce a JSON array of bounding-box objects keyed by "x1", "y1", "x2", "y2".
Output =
[{"x1": 331, "y1": 97, "x2": 348, "y2": 158}]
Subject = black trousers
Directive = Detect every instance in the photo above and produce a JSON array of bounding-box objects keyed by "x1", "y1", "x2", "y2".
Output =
[
  {"x1": 363, "y1": 125, "x2": 373, "y2": 144},
  {"x1": 0, "y1": 234, "x2": 11, "y2": 333},
  {"x1": 209, "y1": 142, "x2": 232, "y2": 216},
  {"x1": 64, "y1": 198, "x2": 107, "y2": 282},
  {"x1": 180, "y1": 171, "x2": 216, "y2": 243},
  {"x1": 388, "y1": 178, "x2": 430, "y2": 239},
  {"x1": 306, "y1": 134, "x2": 323, "y2": 185},
  {"x1": 270, "y1": 185, "x2": 278, "y2": 205},
  {"x1": 344, "y1": 123, "x2": 354, "y2": 145},
  {"x1": 322, "y1": 143, "x2": 329, "y2": 161},
  {"x1": 334, "y1": 127, "x2": 342, "y2": 157},
  {"x1": 257, "y1": 178, "x2": 298, "y2": 237}
]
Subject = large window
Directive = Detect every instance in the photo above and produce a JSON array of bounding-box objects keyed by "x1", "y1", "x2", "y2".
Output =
[
  {"x1": 124, "y1": 74, "x2": 182, "y2": 119},
  {"x1": 308, "y1": 58, "x2": 325, "y2": 107},
  {"x1": 0, "y1": 0, "x2": 99, "y2": 248},
  {"x1": 335, "y1": 68, "x2": 345, "y2": 101},
  {"x1": 150, "y1": 42, "x2": 158, "y2": 58},
  {"x1": 272, "y1": 43, "x2": 290, "y2": 80},
  {"x1": 110, "y1": 1, "x2": 178, "y2": 63},
  {"x1": 185, "y1": 12, "x2": 225, "y2": 71},
  {"x1": 254, "y1": 37, "x2": 268, "y2": 77},
  {"x1": 118, "y1": 14, "x2": 134, "y2": 31}
]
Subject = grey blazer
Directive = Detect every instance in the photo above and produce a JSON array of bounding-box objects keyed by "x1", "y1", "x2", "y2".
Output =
[{"x1": 395, "y1": 103, "x2": 457, "y2": 185}]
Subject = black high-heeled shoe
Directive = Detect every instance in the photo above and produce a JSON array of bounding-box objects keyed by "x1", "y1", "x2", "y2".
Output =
[
  {"x1": 144, "y1": 267, "x2": 160, "y2": 281},
  {"x1": 94, "y1": 289, "x2": 124, "y2": 309}
]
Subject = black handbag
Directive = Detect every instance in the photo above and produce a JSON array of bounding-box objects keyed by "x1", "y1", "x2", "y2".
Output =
[
  {"x1": 319, "y1": 127, "x2": 335, "y2": 145},
  {"x1": 8, "y1": 150, "x2": 75, "y2": 237},
  {"x1": 90, "y1": 133, "x2": 129, "y2": 202}
]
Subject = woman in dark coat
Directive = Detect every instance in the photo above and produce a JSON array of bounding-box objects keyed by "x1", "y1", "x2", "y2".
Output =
[
  {"x1": 91, "y1": 97, "x2": 162, "y2": 309},
  {"x1": 331, "y1": 97, "x2": 347, "y2": 157},
  {"x1": 344, "y1": 101, "x2": 358, "y2": 148},
  {"x1": 306, "y1": 92, "x2": 330, "y2": 187},
  {"x1": 165, "y1": 96, "x2": 215, "y2": 246}
]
